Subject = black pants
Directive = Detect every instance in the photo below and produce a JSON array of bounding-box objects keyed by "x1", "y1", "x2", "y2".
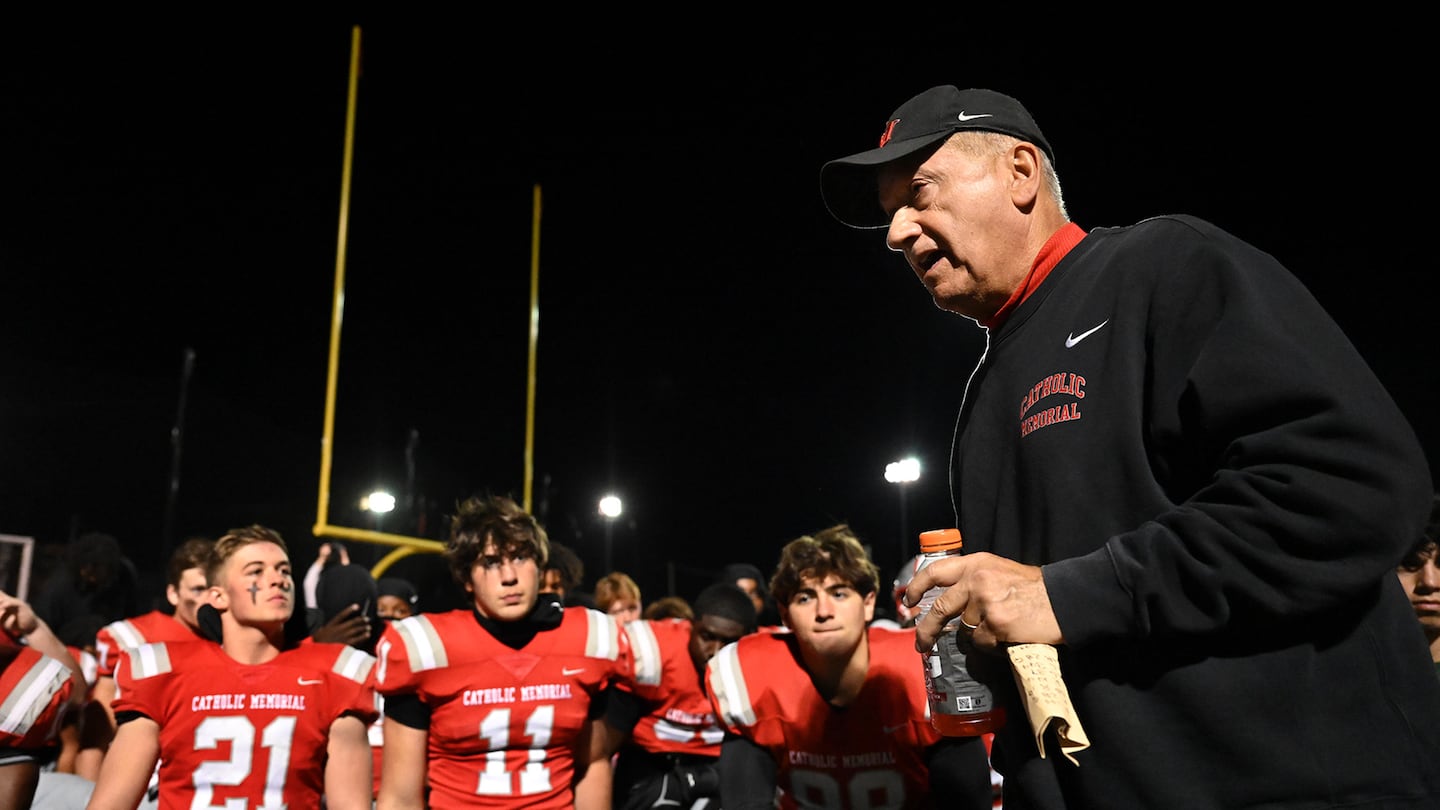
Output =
[{"x1": 614, "y1": 745, "x2": 721, "y2": 810}]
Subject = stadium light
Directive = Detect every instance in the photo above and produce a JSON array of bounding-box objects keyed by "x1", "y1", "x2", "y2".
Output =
[
  {"x1": 884, "y1": 457, "x2": 921, "y2": 484},
  {"x1": 360, "y1": 490, "x2": 396, "y2": 513},
  {"x1": 599, "y1": 494, "x2": 622, "y2": 574},
  {"x1": 885, "y1": 458, "x2": 921, "y2": 569}
]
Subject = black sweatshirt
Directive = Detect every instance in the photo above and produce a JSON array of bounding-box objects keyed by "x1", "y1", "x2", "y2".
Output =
[{"x1": 951, "y1": 215, "x2": 1440, "y2": 809}]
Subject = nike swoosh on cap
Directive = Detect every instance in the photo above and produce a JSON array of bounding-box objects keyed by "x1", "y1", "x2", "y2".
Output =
[{"x1": 956, "y1": 112, "x2": 993, "y2": 122}]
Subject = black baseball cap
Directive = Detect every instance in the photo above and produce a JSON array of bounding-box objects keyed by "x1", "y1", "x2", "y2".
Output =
[
  {"x1": 819, "y1": 86, "x2": 1054, "y2": 229},
  {"x1": 377, "y1": 576, "x2": 419, "y2": 608}
]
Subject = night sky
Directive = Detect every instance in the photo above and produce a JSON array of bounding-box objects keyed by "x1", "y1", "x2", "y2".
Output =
[{"x1": 3, "y1": 22, "x2": 1430, "y2": 611}]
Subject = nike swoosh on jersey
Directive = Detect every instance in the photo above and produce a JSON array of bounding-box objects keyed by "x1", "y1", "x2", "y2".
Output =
[
  {"x1": 562, "y1": 667, "x2": 585, "y2": 676},
  {"x1": 1065, "y1": 319, "x2": 1109, "y2": 348},
  {"x1": 297, "y1": 677, "x2": 323, "y2": 685}
]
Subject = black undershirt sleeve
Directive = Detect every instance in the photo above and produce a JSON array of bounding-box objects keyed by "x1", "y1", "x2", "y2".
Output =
[
  {"x1": 113, "y1": 710, "x2": 148, "y2": 726},
  {"x1": 924, "y1": 735, "x2": 993, "y2": 810},
  {"x1": 604, "y1": 687, "x2": 644, "y2": 733},
  {"x1": 588, "y1": 684, "x2": 613, "y2": 721},
  {"x1": 718, "y1": 734, "x2": 777, "y2": 810},
  {"x1": 383, "y1": 692, "x2": 430, "y2": 730}
]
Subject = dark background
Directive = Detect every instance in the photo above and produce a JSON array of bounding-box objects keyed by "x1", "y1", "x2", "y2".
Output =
[{"x1": 2, "y1": 22, "x2": 1431, "y2": 614}]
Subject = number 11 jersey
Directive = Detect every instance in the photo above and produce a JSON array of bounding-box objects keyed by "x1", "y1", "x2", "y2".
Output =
[{"x1": 376, "y1": 606, "x2": 633, "y2": 808}]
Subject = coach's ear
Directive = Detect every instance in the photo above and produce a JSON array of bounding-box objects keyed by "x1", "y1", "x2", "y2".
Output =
[{"x1": 1008, "y1": 141, "x2": 1043, "y2": 211}]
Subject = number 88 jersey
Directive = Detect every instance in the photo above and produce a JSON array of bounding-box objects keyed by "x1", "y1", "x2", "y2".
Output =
[{"x1": 706, "y1": 627, "x2": 941, "y2": 810}]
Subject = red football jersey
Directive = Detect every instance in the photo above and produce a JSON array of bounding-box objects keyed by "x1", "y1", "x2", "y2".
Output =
[
  {"x1": 114, "y1": 639, "x2": 379, "y2": 810},
  {"x1": 375, "y1": 606, "x2": 633, "y2": 809},
  {"x1": 0, "y1": 645, "x2": 74, "y2": 751},
  {"x1": 706, "y1": 625, "x2": 941, "y2": 810},
  {"x1": 65, "y1": 644, "x2": 98, "y2": 693},
  {"x1": 95, "y1": 610, "x2": 203, "y2": 678},
  {"x1": 622, "y1": 617, "x2": 724, "y2": 756}
]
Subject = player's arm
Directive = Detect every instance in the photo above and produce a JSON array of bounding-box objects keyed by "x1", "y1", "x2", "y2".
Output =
[
  {"x1": 717, "y1": 733, "x2": 777, "y2": 809},
  {"x1": 84, "y1": 714, "x2": 160, "y2": 810},
  {"x1": 72, "y1": 695, "x2": 113, "y2": 782},
  {"x1": 572, "y1": 715, "x2": 613, "y2": 810},
  {"x1": 90, "y1": 674, "x2": 118, "y2": 727},
  {"x1": 0, "y1": 590, "x2": 85, "y2": 708},
  {"x1": 74, "y1": 673, "x2": 119, "y2": 781},
  {"x1": 376, "y1": 695, "x2": 427, "y2": 810},
  {"x1": 598, "y1": 684, "x2": 644, "y2": 757},
  {"x1": 925, "y1": 735, "x2": 994, "y2": 810},
  {"x1": 0, "y1": 760, "x2": 40, "y2": 810},
  {"x1": 323, "y1": 714, "x2": 373, "y2": 810}
]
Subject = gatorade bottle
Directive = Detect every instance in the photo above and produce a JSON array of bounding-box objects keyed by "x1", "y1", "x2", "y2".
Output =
[{"x1": 914, "y1": 528, "x2": 1004, "y2": 736}]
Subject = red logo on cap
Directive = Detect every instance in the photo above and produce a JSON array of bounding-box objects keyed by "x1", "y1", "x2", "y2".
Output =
[{"x1": 878, "y1": 118, "x2": 899, "y2": 148}]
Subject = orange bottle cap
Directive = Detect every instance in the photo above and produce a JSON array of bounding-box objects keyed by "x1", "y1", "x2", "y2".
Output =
[{"x1": 918, "y1": 528, "x2": 963, "y2": 553}]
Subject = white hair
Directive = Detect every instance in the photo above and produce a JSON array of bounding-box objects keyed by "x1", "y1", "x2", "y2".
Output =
[{"x1": 949, "y1": 131, "x2": 1067, "y2": 220}]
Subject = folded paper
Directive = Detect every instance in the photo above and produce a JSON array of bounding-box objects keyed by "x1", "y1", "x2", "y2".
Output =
[{"x1": 1007, "y1": 643, "x2": 1090, "y2": 765}]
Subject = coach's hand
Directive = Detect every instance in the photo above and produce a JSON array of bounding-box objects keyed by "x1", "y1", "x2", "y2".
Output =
[{"x1": 904, "y1": 552, "x2": 1063, "y2": 651}]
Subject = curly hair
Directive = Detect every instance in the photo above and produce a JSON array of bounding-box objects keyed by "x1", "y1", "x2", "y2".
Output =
[
  {"x1": 444, "y1": 494, "x2": 550, "y2": 586},
  {"x1": 544, "y1": 542, "x2": 585, "y2": 593},
  {"x1": 768, "y1": 523, "x2": 879, "y2": 608}
]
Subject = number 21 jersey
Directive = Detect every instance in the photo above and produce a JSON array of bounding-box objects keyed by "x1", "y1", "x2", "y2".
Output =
[{"x1": 114, "y1": 639, "x2": 379, "y2": 810}]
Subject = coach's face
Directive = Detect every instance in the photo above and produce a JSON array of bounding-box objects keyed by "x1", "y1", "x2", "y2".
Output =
[
  {"x1": 878, "y1": 135, "x2": 1038, "y2": 323},
  {"x1": 780, "y1": 573, "x2": 873, "y2": 662}
]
